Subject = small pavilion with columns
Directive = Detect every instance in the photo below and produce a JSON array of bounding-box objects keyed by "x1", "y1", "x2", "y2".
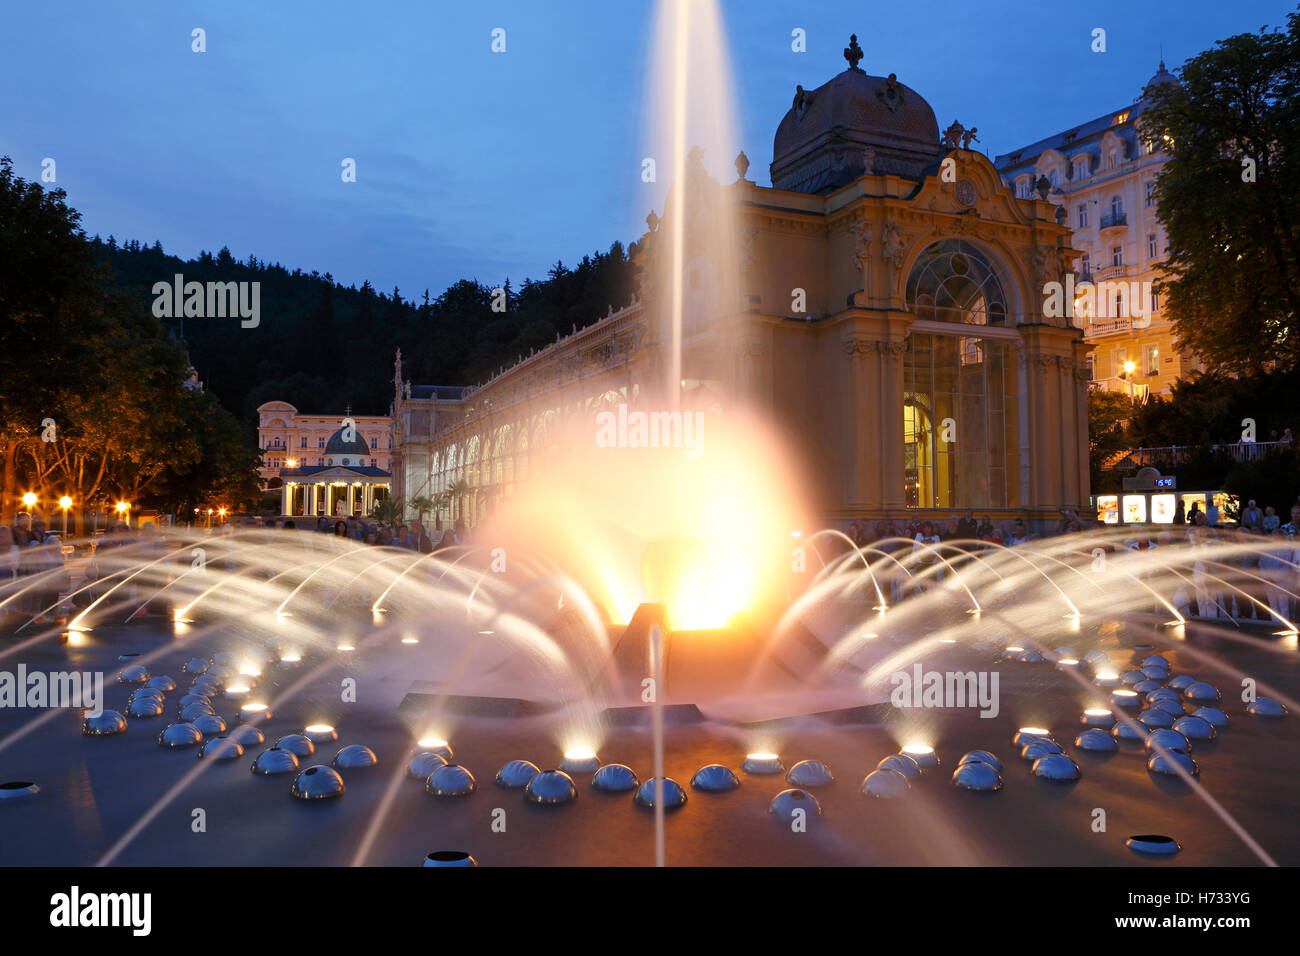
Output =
[{"x1": 277, "y1": 425, "x2": 392, "y2": 519}]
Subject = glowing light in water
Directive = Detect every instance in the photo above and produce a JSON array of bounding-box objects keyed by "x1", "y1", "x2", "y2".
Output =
[{"x1": 900, "y1": 744, "x2": 937, "y2": 769}]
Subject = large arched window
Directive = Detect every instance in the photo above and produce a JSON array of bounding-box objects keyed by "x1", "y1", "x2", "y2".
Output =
[
  {"x1": 906, "y1": 240, "x2": 1010, "y2": 327},
  {"x1": 902, "y1": 240, "x2": 1020, "y2": 510}
]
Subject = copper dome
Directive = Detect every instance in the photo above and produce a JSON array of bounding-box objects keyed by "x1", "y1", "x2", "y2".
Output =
[{"x1": 772, "y1": 52, "x2": 942, "y2": 194}]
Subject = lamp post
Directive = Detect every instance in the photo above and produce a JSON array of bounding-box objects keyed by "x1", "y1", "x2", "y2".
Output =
[
  {"x1": 1122, "y1": 360, "x2": 1137, "y2": 399},
  {"x1": 59, "y1": 496, "x2": 72, "y2": 536},
  {"x1": 22, "y1": 492, "x2": 37, "y2": 514},
  {"x1": 115, "y1": 500, "x2": 130, "y2": 527}
]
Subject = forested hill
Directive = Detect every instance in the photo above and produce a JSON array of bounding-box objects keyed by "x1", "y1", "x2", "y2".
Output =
[{"x1": 96, "y1": 236, "x2": 638, "y2": 424}]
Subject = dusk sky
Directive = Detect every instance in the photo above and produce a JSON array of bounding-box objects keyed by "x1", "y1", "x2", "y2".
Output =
[{"x1": 3, "y1": 0, "x2": 1294, "y2": 298}]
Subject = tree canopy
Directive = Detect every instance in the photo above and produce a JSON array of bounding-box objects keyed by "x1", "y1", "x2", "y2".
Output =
[
  {"x1": 1142, "y1": 9, "x2": 1300, "y2": 374},
  {"x1": 0, "y1": 157, "x2": 259, "y2": 523}
]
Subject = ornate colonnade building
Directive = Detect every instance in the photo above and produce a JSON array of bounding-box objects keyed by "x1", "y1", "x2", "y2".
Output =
[{"x1": 391, "y1": 39, "x2": 1091, "y2": 533}]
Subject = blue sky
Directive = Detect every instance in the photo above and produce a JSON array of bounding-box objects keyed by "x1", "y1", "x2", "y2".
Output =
[{"x1": 2, "y1": 0, "x2": 1294, "y2": 298}]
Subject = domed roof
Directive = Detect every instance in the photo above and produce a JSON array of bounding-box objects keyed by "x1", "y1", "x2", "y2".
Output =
[
  {"x1": 772, "y1": 36, "x2": 942, "y2": 194},
  {"x1": 324, "y1": 427, "x2": 369, "y2": 457},
  {"x1": 1144, "y1": 61, "x2": 1179, "y2": 92}
]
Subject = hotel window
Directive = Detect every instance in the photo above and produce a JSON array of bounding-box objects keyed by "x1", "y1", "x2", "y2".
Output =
[
  {"x1": 1116, "y1": 347, "x2": 1128, "y2": 374},
  {"x1": 1112, "y1": 245, "x2": 1123, "y2": 267},
  {"x1": 1148, "y1": 234, "x2": 1158, "y2": 259},
  {"x1": 318, "y1": 437, "x2": 325, "y2": 448},
  {"x1": 1074, "y1": 157, "x2": 1089, "y2": 179},
  {"x1": 1151, "y1": 288, "x2": 1159, "y2": 313},
  {"x1": 1145, "y1": 344, "x2": 1159, "y2": 376},
  {"x1": 1085, "y1": 354, "x2": 1095, "y2": 380},
  {"x1": 370, "y1": 458, "x2": 377, "y2": 467},
  {"x1": 1145, "y1": 181, "x2": 1156, "y2": 206},
  {"x1": 370, "y1": 436, "x2": 377, "y2": 448},
  {"x1": 300, "y1": 436, "x2": 307, "y2": 448},
  {"x1": 1080, "y1": 253, "x2": 1091, "y2": 278},
  {"x1": 1077, "y1": 204, "x2": 1089, "y2": 228},
  {"x1": 1110, "y1": 196, "x2": 1124, "y2": 219}
]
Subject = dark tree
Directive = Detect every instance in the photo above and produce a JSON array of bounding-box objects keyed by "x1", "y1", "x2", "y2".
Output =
[{"x1": 1142, "y1": 10, "x2": 1300, "y2": 374}]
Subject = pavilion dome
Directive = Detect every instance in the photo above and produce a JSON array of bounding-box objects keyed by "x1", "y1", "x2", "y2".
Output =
[
  {"x1": 1143, "y1": 61, "x2": 1180, "y2": 93},
  {"x1": 324, "y1": 427, "x2": 369, "y2": 458},
  {"x1": 772, "y1": 35, "x2": 943, "y2": 194}
]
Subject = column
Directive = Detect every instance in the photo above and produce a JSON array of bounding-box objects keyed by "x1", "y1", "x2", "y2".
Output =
[
  {"x1": 837, "y1": 309, "x2": 912, "y2": 515},
  {"x1": 1018, "y1": 324, "x2": 1089, "y2": 515},
  {"x1": 281, "y1": 483, "x2": 290, "y2": 516}
]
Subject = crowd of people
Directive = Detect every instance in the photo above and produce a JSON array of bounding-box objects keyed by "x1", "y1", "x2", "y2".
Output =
[
  {"x1": 845, "y1": 511, "x2": 1034, "y2": 551},
  {"x1": 258, "y1": 514, "x2": 472, "y2": 552}
]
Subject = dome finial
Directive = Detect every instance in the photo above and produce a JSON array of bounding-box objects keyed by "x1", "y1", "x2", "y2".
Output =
[{"x1": 843, "y1": 34, "x2": 863, "y2": 71}]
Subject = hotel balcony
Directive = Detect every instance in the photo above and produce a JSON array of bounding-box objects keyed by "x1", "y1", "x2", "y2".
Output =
[
  {"x1": 1093, "y1": 263, "x2": 1132, "y2": 282},
  {"x1": 1086, "y1": 317, "x2": 1133, "y2": 337},
  {"x1": 1100, "y1": 212, "x2": 1128, "y2": 234}
]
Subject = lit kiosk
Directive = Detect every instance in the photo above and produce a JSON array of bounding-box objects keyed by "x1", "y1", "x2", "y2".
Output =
[
  {"x1": 1093, "y1": 466, "x2": 1234, "y2": 526},
  {"x1": 278, "y1": 426, "x2": 392, "y2": 519}
]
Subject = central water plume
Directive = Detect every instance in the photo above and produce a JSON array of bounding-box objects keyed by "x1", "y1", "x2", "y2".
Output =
[{"x1": 476, "y1": 405, "x2": 811, "y2": 631}]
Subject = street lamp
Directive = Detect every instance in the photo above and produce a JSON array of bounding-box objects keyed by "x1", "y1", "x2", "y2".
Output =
[
  {"x1": 1122, "y1": 360, "x2": 1137, "y2": 399},
  {"x1": 59, "y1": 496, "x2": 72, "y2": 536},
  {"x1": 115, "y1": 501, "x2": 130, "y2": 527},
  {"x1": 22, "y1": 492, "x2": 37, "y2": 510}
]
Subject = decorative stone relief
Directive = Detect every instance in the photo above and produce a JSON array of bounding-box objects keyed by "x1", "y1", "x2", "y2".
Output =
[
  {"x1": 847, "y1": 220, "x2": 872, "y2": 286},
  {"x1": 880, "y1": 222, "x2": 904, "y2": 267}
]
